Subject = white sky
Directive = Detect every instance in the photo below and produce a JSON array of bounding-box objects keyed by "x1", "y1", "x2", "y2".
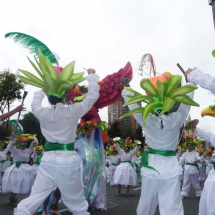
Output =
[{"x1": 1, "y1": 0, "x2": 215, "y2": 132}]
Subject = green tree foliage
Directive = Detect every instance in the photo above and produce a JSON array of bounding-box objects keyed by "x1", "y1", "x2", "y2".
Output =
[
  {"x1": 19, "y1": 112, "x2": 45, "y2": 143},
  {"x1": 0, "y1": 69, "x2": 24, "y2": 141},
  {"x1": 0, "y1": 69, "x2": 24, "y2": 114},
  {"x1": 107, "y1": 120, "x2": 122, "y2": 138}
]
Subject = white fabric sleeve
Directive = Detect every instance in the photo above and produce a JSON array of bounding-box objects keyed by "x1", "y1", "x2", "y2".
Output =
[
  {"x1": 69, "y1": 74, "x2": 100, "y2": 119},
  {"x1": 131, "y1": 145, "x2": 140, "y2": 157},
  {"x1": 179, "y1": 153, "x2": 185, "y2": 165},
  {"x1": 122, "y1": 88, "x2": 147, "y2": 129},
  {"x1": 31, "y1": 91, "x2": 45, "y2": 121},
  {"x1": 187, "y1": 68, "x2": 215, "y2": 94},
  {"x1": 7, "y1": 141, "x2": 18, "y2": 156},
  {"x1": 173, "y1": 82, "x2": 195, "y2": 125},
  {"x1": 195, "y1": 128, "x2": 215, "y2": 148},
  {"x1": 114, "y1": 143, "x2": 123, "y2": 156}
]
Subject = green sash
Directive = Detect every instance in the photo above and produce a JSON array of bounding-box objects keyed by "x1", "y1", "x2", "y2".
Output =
[
  {"x1": 34, "y1": 154, "x2": 43, "y2": 166},
  {"x1": 10, "y1": 161, "x2": 28, "y2": 172},
  {"x1": 0, "y1": 160, "x2": 5, "y2": 164},
  {"x1": 45, "y1": 140, "x2": 74, "y2": 152},
  {"x1": 185, "y1": 162, "x2": 199, "y2": 172},
  {"x1": 123, "y1": 161, "x2": 139, "y2": 170},
  {"x1": 211, "y1": 162, "x2": 215, "y2": 170},
  {"x1": 111, "y1": 163, "x2": 118, "y2": 166},
  {"x1": 141, "y1": 147, "x2": 176, "y2": 174}
]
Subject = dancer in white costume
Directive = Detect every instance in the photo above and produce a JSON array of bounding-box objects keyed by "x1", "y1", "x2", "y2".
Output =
[
  {"x1": 2, "y1": 139, "x2": 36, "y2": 205},
  {"x1": 205, "y1": 152, "x2": 215, "y2": 176},
  {"x1": 120, "y1": 71, "x2": 199, "y2": 215},
  {"x1": 186, "y1": 67, "x2": 215, "y2": 215},
  {"x1": 14, "y1": 67, "x2": 99, "y2": 215},
  {"x1": 179, "y1": 143, "x2": 201, "y2": 198},
  {"x1": 109, "y1": 150, "x2": 120, "y2": 186},
  {"x1": 113, "y1": 143, "x2": 139, "y2": 194},
  {"x1": 0, "y1": 142, "x2": 10, "y2": 193}
]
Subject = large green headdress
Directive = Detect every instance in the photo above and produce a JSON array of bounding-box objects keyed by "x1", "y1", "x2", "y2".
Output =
[
  {"x1": 120, "y1": 75, "x2": 199, "y2": 125},
  {"x1": 18, "y1": 50, "x2": 86, "y2": 98}
]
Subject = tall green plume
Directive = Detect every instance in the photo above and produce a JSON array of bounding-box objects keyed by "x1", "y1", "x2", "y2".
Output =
[
  {"x1": 5, "y1": 32, "x2": 59, "y2": 65},
  {"x1": 120, "y1": 75, "x2": 199, "y2": 126},
  {"x1": 18, "y1": 50, "x2": 86, "y2": 98}
]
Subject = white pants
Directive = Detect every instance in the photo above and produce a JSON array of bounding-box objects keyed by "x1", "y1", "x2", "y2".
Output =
[
  {"x1": 198, "y1": 164, "x2": 206, "y2": 181},
  {"x1": 109, "y1": 165, "x2": 117, "y2": 185},
  {"x1": 181, "y1": 174, "x2": 201, "y2": 197},
  {"x1": 137, "y1": 175, "x2": 183, "y2": 215},
  {"x1": 14, "y1": 151, "x2": 89, "y2": 215},
  {"x1": 206, "y1": 166, "x2": 212, "y2": 176},
  {"x1": 199, "y1": 169, "x2": 215, "y2": 215},
  {"x1": 0, "y1": 163, "x2": 2, "y2": 190}
]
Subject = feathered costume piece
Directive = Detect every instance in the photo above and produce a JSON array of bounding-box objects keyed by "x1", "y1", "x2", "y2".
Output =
[
  {"x1": 5, "y1": 32, "x2": 59, "y2": 65},
  {"x1": 120, "y1": 74, "x2": 199, "y2": 125},
  {"x1": 67, "y1": 62, "x2": 133, "y2": 209}
]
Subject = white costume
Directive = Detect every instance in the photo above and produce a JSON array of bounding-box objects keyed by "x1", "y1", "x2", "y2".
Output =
[
  {"x1": 198, "y1": 156, "x2": 206, "y2": 181},
  {"x1": 113, "y1": 144, "x2": 139, "y2": 186},
  {"x1": 205, "y1": 155, "x2": 215, "y2": 176},
  {"x1": 0, "y1": 147, "x2": 9, "y2": 191},
  {"x1": 122, "y1": 83, "x2": 195, "y2": 215},
  {"x1": 109, "y1": 154, "x2": 120, "y2": 185},
  {"x1": 14, "y1": 74, "x2": 100, "y2": 215},
  {"x1": 2, "y1": 142, "x2": 34, "y2": 194},
  {"x1": 187, "y1": 68, "x2": 215, "y2": 215},
  {"x1": 179, "y1": 151, "x2": 201, "y2": 197}
]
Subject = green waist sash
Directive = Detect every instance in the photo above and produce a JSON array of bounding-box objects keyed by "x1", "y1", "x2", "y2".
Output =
[
  {"x1": 111, "y1": 163, "x2": 118, "y2": 166},
  {"x1": 123, "y1": 161, "x2": 139, "y2": 170},
  {"x1": 0, "y1": 160, "x2": 5, "y2": 164},
  {"x1": 34, "y1": 154, "x2": 43, "y2": 166},
  {"x1": 10, "y1": 161, "x2": 28, "y2": 172},
  {"x1": 45, "y1": 140, "x2": 75, "y2": 152},
  {"x1": 141, "y1": 147, "x2": 176, "y2": 174}
]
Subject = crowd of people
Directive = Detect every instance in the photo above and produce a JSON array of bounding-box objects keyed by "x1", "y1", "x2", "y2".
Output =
[{"x1": 0, "y1": 56, "x2": 215, "y2": 215}]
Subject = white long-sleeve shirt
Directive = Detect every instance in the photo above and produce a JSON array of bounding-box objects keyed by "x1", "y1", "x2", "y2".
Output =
[
  {"x1": 109, "y1": 155, "x2": 120, "y2": 165},
  {"x1": 179, "y1": 151, "x2": 200, "y2": 175},
  {"x1": 122, "y1": 82, "x2": 195, "y2": 179},
  {"x1": 31, "y1": 74, "x2": 100, "y2": 144},
  {"x1": 7, "y1": 142, "x2": 34, "y2": 162},
  {"x1": 0, "y1": 145, "x2": 10, "y2": 161},
  {"x1": 114, "y1": 143, "x2": 139, "y2": 162}
]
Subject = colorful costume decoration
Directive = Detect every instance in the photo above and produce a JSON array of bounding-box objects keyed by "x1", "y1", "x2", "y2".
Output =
[{"x1": 72, "y1": 62, "x2": 132, "y2": 209}]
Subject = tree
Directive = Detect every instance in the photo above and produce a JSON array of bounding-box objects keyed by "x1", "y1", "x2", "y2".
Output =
[
  {"x1": 107, "y1": 120, "x2": 122, "y2": 138},
  {"x1": 0, "y1": 69, "x2": 24, "y2": 140},
  {"x1": 19, "y1": 112, "x2": 45, "y2": 143},
  {"x1": 0, "y1": 69, "x2": 24, "y2": 114}
]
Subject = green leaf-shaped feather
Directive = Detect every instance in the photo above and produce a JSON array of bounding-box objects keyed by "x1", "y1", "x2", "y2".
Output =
[
  {"x1": 157, "y1": 81, "x2": 168, "y2": 102},
  {"x1": 173, "y1": 95, "x2": 200, "y2": 107},
  {"x1": 120, "y1": 107, "x2": 144, "y2": 119},
  {"x1": 123, "y1": 95, "x2": 153, "y2": 107},
  {"x1": 27, "y1": 57, "x2": 44, "y2": 80},
  {"x1": 59, "y1": 61, "x2": 75, "y2": 82},
  {"x1": 170, "y1": 85, "x2": 198, "y2": 99},
  {"x1": 19, "y1": 69, "x2": 44, "y2": 87},
  {"x1": 162, "y1": 96, "x2": 175, "y2": 113},
  {"x1": 124, "y1": 87, "x2": 142, "y2": 96},
  {"x1": 19, "y1": 75, "x2": 45, "y2": 89},
  {"x1": 69, "y1": 72, "x2": 85, "y2": 81},
  {"x1": 165, "y1": 75, "x2": 182, "y2": 96},
  {"x1": 70, "y1": 77, "x2": 87, "y2": 86},
  {"x1": 142, "y1": 102, "x2": 161, "y2": 125},
  {"x1": 57, "y1": 81, "x2": 74, "y2": 94},
  {"x1": 140, "y1": 79, "x2": 158, "y2": 96}
]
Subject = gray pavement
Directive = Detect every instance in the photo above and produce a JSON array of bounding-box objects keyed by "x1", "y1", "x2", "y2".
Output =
[{"x1": 0, "y1": 182, "x2": 203, "y2": 215}]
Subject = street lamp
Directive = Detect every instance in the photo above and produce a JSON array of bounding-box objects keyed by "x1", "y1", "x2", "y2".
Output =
[{"x1": 209, "y1": 0, "x2": 215, "y2": 29}]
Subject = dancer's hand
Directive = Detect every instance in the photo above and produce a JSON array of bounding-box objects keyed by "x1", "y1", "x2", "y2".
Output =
[
  {"x1": 87, "y1": 69, "x2": 96, "y2": 74},
  {"x1": 14, "y1": 105, "x2": 26, "y2": 112}
]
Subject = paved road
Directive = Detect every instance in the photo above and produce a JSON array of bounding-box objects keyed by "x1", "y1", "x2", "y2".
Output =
[{"x1": 0, "y1": 182, "x2": 203, "y2": 215}]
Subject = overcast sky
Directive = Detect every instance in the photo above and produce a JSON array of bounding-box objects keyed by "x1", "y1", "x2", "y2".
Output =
[{"x1": 1, "y1": 0, "x2": 215, "y2": 132}]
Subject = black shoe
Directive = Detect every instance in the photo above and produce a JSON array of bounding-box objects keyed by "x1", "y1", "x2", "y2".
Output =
[{"x1": 117, "y1": 191, "x2": 121, "y2": 195}]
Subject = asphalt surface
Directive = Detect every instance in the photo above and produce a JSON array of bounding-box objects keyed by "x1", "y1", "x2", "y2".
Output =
[{"x1": 0, "y1": 182, "x2": 203, "y2": 215}]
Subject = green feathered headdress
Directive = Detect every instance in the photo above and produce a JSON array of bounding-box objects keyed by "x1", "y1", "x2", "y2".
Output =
[
  {"x1": 120, "y1": 75, "x2": 199, "y2": 125},
  {"x1": 18, "y1": 50, "x2": 87, "y2": 98}
]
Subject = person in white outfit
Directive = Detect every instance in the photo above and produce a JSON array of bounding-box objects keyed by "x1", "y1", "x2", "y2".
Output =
[
  {"x1": 179, "y1": 143, "x2": 201, "y2": 198},
  {"x1": 186, "y1": 67, "x2": 215, "y2": 215},
  {"x1": 109, "y1": 150, "x2": 120, "y2": 186},
  {"x1": 0, "y1": 143, "x2": 10, "y2": 193},
  {"x1": 113, "y1": 143, "x2": 139, "y2": 194},
  {"x1": 2, "y1": 140, "x2": 36, "y2": 205},
  {"x1": 14, "y1": 69, "x2": 100, "y2": 215},
  {"x1": 205, "y1": 150, "x2": 215, "y2": 176},
  {"x1": 121, "y1": 75, "x2": 197, "y2": 215}
]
